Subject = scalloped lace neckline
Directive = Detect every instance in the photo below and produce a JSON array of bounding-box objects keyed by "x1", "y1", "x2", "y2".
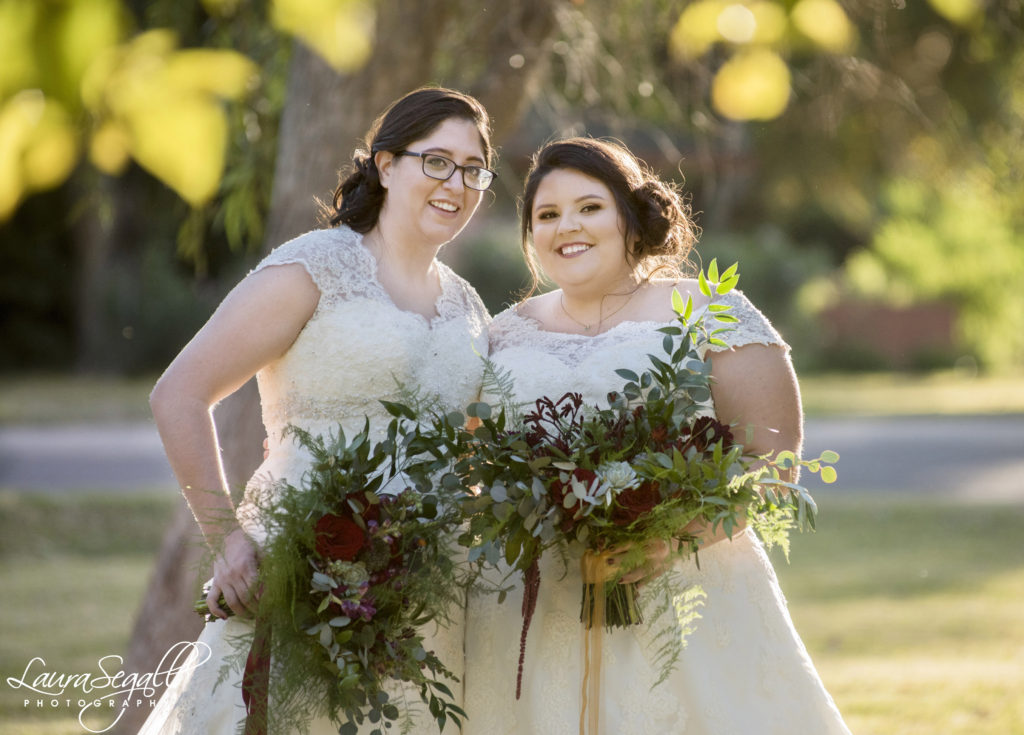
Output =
[{"x1": 350, "y1": 230, "x2": 455, "y2": 328}]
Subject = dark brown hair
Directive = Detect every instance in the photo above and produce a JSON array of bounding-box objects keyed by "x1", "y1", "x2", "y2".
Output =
[
  {"x1": 325, "y1": 87, "x2": 493, "y2": 233},
  {"x1": 519, "y1": 137, "x2": 698, "y2": 293}
]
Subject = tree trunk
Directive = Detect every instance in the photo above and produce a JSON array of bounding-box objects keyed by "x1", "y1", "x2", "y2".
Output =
[{"x1": 115, "y1": 4, "x2": 558, "y2": 731}]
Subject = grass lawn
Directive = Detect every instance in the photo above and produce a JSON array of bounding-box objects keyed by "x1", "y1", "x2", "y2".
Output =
[
  {"x1": 0, "y1": 493, "x2": 179, "y2": 735},
  {"x1": 1, "y1": 492, "x2": 1022, "y2": 734},
  {"x1": 2, "y1": 370, "x2": 1024, "y2": 424},
  {"x1": 769, "y1": 497, "x2": 1024, "y2": 735},
  {"x1": 799, "y1": 370, "x2": 1024, "y2": 417}
]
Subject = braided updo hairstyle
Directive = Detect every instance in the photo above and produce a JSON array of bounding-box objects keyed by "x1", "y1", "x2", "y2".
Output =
[
  {"x1": 519, "y1": 137, "x2": 698, "y2": 293},
  {"x1": 326, "y1": 87, "x2": 493, "y2": 233}
]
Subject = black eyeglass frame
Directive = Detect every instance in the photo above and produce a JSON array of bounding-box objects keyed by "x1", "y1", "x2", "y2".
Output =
[{"x1": 393, "y1": 150, "x2": 497, "y2": 191}]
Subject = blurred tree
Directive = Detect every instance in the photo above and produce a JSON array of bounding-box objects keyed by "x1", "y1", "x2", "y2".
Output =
[{"x1": 514, "y1": 0, "x2": 1022, "y2": 368}]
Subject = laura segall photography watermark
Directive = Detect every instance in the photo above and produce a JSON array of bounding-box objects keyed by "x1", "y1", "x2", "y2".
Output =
[{"x1": 5, "y1": 641, "x2": 212, "y2": 733}]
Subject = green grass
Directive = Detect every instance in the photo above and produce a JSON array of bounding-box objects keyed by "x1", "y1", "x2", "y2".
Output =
[
  {"x1": 769, "y1": 497, "x2": 1024, "y2": 735},
  {"x1": 2, "y1": 492, "x2": 1022, "y2": 734},
  {"x1": 800, "y1": 370, "x2": 1024, "y2": 417},
  {"x1": 0, "y1": 493, "x2": 179, "y2": 735},
  {"x1": 0, "y1": 374, "x2": 156, "y2": 424},
  {"x1": 2, "y1": 370, "x2": 1024, "y2": 424}
]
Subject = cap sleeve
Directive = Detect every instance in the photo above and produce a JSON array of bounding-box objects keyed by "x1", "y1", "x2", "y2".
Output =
[
  {"x1": 706, "y1": 290, "x2": 789, "y2": 353},
  {"x1": 250, "y1": 226, "x2": 383, "y2": 308}
]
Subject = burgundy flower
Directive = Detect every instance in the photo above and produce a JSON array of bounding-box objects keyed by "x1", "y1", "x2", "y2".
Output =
[
  {"x1": 680, "y1": 416, "x2": 735, "y2": 454},
  {"x1": 611, "y1": 481, "x2": 662, "y2": 526},
  {"x1": 314, "y1": 513, "x2": 367, "y2": 561},
  {"x1": 649, "y1": 424, "x2": 669, "y2": 446}
]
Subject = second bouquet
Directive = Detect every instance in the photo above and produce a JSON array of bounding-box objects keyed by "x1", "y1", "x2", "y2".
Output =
[{"x1": 427, "y1": 264, "x2": 837, "y2": 695}]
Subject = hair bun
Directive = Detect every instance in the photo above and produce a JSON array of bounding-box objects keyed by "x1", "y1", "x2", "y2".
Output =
[{"x1": 632, "y1": 179, "x2": 677, "y2": 256}]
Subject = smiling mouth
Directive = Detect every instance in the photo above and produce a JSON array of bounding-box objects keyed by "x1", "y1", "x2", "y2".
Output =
[
  {"x1": 559, "y1": 243, "x2": 592, "y2": 256},
  {"x1": 429, "y1": 200, "x2": 459, "y2": 213}
]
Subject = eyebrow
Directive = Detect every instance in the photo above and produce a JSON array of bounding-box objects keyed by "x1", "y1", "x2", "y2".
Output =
[
  {"x1": 533, "y1": 193, "x2": 608, "y2": 210},
  {"x1": 420, "y1": 146, "x2": 486, "y2": 165}
]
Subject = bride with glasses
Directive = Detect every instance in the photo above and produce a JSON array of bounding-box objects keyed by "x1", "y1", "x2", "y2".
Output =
[{"x1": 139, "y1": 87, "x2": 495, "y2": 735}]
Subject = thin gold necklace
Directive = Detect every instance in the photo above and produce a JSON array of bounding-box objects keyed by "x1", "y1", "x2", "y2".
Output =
[{"x1": 559, "y1": 288, "x2": 639, "y2": 333}]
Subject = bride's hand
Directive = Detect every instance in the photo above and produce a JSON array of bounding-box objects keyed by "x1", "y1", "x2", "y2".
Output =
[
  {"x1": 610, "y1": 538, "x2": 675, "y2": 586},
  {"x1": 207, "y1": 527, "x2": 260, "y2": 619}
]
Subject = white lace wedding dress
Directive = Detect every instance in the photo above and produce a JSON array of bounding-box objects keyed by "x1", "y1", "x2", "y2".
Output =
[
  {"x1": 463, "y1": 292, "x2": 851, "y2": 735},
  {"x1": 139, "y1": 226, "x2": 489, "y2": 735}
]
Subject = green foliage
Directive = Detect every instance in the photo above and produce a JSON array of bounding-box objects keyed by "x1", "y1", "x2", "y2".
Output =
[
  {"x1": 411, "y1": 265, "x2": 835, "y2": 690},
  {"x1": 844, "y1": 166, "x2": 1024, "y2": 368},
  {"x1": 230, "y1": 420, "x2": 470, "y2": 734}
]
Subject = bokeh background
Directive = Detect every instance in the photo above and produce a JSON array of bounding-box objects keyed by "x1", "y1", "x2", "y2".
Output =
[{"x1": 1, "y1": 1, "x2": 1023, "y2": 733}]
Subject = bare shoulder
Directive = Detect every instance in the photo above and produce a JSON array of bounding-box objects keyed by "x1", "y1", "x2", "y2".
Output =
[{"x1": 221, "y1": 261, "x2": 320, "y2": 323}]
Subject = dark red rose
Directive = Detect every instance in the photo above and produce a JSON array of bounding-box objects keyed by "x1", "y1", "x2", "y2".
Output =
[
  {"x1": 611, "y1": 481, "x2": 662, "y2": 526},
  {"x1": 314, "y1": 513, "x2": 367, "y2": 561},
  {"x1": 549, "y1": 468, "x2": 597, "y2": 532},
  {"x1": 681, "y1": 416, "x2": 735, "y2": 453}
]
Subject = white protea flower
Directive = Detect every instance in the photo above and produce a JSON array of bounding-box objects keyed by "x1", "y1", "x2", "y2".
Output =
[{"x1": 596, "y1": 461, "x2": 640, "y2": 492}]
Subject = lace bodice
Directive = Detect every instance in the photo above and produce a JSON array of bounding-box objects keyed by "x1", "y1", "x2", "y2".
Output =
[
  {"x1": 486, "y1": 289, "x2": 787, "y2": 409},
  {"x1": 251, "y1": 227, "x2": 489, "y2": 444}
]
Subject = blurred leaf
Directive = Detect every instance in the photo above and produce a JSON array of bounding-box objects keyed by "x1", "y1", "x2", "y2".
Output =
[
  {"x1": 50, "y1": 0, "x2": 126, "y2": 108},
  {"x1": 0, "y1": 0, "x2": 41, "y2": 100},
  {"x1": 88, "y1": 119, "x2": 131, "y2": 174},
  {"x1": 668, "y1": 0, "x2": 721, "y2": 60},
  {"x1": 790, "y1": 0, "x2": 856, "y2": 54},
  {"x1": 163, "y1": 50, "x2": 257, "y2": 98},
  {"x1": 0, "y1": 91, "x2": 79, "y2": 219},
  {"x1": 80, "y1": 29, "x2": 258, "y2": 206},
  {"x1": 711, "y1": 48, "x2": 791, "y2": 121},
  {"x1": 129, "y1": 94, "x2": 229, "y2": 205},
  {"x1": 271, "y1": 0, "x2": 373, "y2": 71},
  {"x1": 927, "y1": 0, "x2": 984, "y2": 26}
]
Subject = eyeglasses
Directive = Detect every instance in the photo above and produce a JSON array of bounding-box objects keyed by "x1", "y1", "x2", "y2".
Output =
[{"x1": 394, "y1": 151, "x2": 497, "y2": 191}]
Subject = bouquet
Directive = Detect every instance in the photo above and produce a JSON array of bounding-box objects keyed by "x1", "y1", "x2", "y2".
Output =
[
  {"x1": 430, "y1": 262, "x2": 837, "y2": 694},
  {"x1": 196, "y1": 419, "x2": 468, "y2": 735}
]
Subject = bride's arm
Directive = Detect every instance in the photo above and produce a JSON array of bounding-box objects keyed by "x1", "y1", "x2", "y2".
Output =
[
  {"x1": 618, "y1": 343, "x2": 801, "y2": 584},
  {"x1": 149, "y1": 263, "x2": 319, "y2": 617},
  {"x1": 692, "y1": 342, "x2": 803, "y2": 545}
]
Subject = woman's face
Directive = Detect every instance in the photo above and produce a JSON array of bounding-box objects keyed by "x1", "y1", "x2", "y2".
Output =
[
  {"x1": 376, "y1": 117, "x2": 487, "y2": 249},
  {"x1": 530, "y1": 168, "x2": 634, "y2": 293}
]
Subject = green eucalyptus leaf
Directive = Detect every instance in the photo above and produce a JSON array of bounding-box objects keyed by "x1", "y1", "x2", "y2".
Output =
[
  {"x1": 671, "y1": 288, "x2": 686, "y2": 314},
  {"x1": 698, "y1": 269, "x2": 710, "y2": 297},
  {"x1": 707, "y1": 258, "x2": 720, "y2": 283},
  {"x1": 717, "y1": 275, "x2": 739, "y2": 293}
]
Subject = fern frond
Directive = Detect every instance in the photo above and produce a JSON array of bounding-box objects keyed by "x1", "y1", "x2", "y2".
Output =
[{"x1": 480, "y1": 355, "x2": 527, "y2": 426}]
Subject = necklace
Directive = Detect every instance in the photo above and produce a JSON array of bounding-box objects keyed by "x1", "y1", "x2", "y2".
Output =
[{"x1": 559, "y1": 288, "x2": 639, "y2": 333}]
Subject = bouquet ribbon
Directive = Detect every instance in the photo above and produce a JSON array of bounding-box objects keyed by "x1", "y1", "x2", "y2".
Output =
[
  {"x1": 242, "y1": 615, "x2": 272, "y2": 735},
  {"x1": 579, "y1": 550, "x2": 613, "y2": 735}
]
